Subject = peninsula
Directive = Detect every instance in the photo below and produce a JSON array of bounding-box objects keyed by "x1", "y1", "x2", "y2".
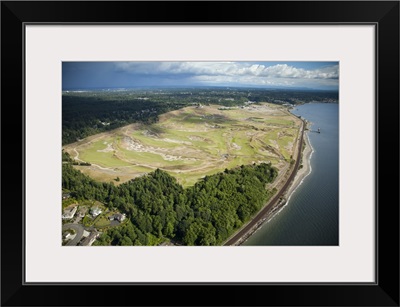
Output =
[{"x1": 61, "y1": 86, "x2": 337, "y2": 246}]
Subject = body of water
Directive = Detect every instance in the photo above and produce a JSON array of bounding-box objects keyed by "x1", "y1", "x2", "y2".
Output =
[{"x1": 244, "y1": 102, "x2": 339, "y2": 245}]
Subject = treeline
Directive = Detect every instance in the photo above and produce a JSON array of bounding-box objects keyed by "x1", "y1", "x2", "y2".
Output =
[
  {"x1": 62, "y1": 93, "x2": 188, "y2": 145},
  {"x1": 62, "y1": 90, "x2": 250, "y2": 145},
  {"x1": 62, "y1": 88, "x2": 337, "y2": 145},
  {"x1": 62, "y1": 150, "x2": 91, "y2": 166},
  {"x1": 62, "y1": 162, "x2": 277, "y2": 246},
  {"x1": 62, "y1": 150, "x2": 73, "y2": 162}
]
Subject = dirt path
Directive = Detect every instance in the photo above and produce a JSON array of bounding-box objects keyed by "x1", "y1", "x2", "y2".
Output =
[
  {"x1": 73, "y1": 147, "x2": 117, "y2": 172},
  {"x1": 73, "y1": 147, "x2": 82, "y2": 162}
]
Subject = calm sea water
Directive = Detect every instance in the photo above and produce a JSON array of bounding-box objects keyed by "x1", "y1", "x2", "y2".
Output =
[{"x1": 244, "y1": 103, "x2": 339, "y2": 245}]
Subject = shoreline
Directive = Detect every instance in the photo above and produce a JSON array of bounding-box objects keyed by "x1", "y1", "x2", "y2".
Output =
[
  {"x1": 228, "y1": 122, "x2": 314, "y2": 246},
  {"x1": 285, "y1": 129, "x2": 313, "y2": 198}
]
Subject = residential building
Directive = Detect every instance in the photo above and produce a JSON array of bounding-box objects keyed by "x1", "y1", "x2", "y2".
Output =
[
  {"x1": 90, "y1": 207, "x2": 102, "y2": 217},
  {"x1": 109, "y1": 213, "x2": 126, "y2": 222},
  {"x1": 62, "y1": 206, "x2": 78, "y2": 219},
  {"x1": 79, "y1": 231, "x2": 99, "y2": 246}
]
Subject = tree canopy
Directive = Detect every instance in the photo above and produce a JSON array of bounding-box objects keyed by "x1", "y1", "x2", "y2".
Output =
[{"x1": 63, "y1": 162, "x2": 277, "y2": 246}]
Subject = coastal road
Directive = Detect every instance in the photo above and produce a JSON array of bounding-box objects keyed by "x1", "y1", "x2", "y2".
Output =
[
  {"x1": 63, "y1": 223, "x2": 84, "y2": 246},
  {"x1": 224, "y1": 118, "x2": 305, "y2": 246}
]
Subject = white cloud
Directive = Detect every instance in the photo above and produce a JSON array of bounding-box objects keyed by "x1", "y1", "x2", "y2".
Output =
[
  {"x1": 115, "y1": 62, "x2": 338, "y2": 79},
  {"x1": 114, "y1": 62, "x2": 338, "y2": 88}
]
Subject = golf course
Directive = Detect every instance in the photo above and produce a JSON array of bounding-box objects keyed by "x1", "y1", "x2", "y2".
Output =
[{"x1": 63, "y1": 103, "x2": 302, "y2": 187}]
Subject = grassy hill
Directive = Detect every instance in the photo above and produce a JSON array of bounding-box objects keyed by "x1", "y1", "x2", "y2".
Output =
[{"x1": 63, "y1": 103, "x2": 301, "y2": 187}]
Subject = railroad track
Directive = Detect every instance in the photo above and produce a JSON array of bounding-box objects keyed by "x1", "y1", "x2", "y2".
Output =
[{"x1": 224, "y1": 119, "x2": 305, "y2": 246}]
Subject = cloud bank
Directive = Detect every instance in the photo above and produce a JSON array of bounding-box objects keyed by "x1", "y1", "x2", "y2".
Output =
[
  {"x1": 63, "y1": 61, "x2": 339, "y2": 90},
  {"x1": 115, "y1": 62, "x2": 339, "y2": 80}
]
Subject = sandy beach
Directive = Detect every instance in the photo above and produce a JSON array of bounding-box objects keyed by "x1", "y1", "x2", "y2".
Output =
[
  {"x1": 285, "y1": 130, "x2": 313, "y2": 197},
  {"x1": 224, "y1": 119, "x2": 314, "y2": 246},
  {"x1": 224, "y1": 116, "x2": 313, "y2": 245}
]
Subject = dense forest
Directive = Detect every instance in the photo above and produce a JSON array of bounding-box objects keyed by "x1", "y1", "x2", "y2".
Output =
[
  {"x1": 62, "y1": 87, "x2": 338, "y2": 145},
  {"x1": 62, "y1": 161, "x2": 278, "y2": 246}
]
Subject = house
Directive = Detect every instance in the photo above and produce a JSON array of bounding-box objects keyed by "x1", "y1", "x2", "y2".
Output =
[
  {"x1": 77, "y1": 206, "x2": 87, "y2": 218},
  {"x1": 79, "y1": 231, "x2": 99, "y2": 246},
  {"x1": 63, "y1": 232, "x2": 71, "y2": 239},
  {"x1": 109, "y1": 213, "x2": 126, "y2": 222},
  {"x1": 90, "y1": 207, "x2": 102, "y2": 217},
  {"x1": 62, "y1": 206, "x2": 78, "y2": 219},
  {"x1": 62, "y1": 193, "x2": 71, "y2": 200}
]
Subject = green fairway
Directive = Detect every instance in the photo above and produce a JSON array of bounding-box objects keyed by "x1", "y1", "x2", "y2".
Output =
[{"x1": 63, "y1": 104, "x2": 302, "y2": 187}]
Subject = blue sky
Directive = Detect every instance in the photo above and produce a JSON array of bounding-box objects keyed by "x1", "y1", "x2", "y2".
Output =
[{"x1": 62, "y1": 61, "x2": 339, "y2": 91}]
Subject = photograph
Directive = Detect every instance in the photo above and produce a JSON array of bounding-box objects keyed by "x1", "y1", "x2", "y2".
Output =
[
  {"x1": 2, "y1": 0, "x2": 398, "y2": 305},
  {"x1": 61, "y1": 61, "x2": 339, "y2": 247}
]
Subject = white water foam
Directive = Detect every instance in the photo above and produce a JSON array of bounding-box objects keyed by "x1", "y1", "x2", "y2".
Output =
[{"x1": 285, "y1": 132, "x2": 314, "y2": 209}]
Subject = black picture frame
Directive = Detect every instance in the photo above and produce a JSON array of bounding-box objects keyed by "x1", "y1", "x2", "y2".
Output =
[{"x1": 1, "y1": 1, "x2": 399, "y2": 306}]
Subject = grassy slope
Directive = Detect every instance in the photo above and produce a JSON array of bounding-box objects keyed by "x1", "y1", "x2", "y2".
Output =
[{"x1": 64, "y1": 103, "x2": 301, "y2": 187}]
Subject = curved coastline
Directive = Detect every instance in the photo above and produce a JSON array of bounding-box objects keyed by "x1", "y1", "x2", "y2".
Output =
[
  {"x1": 286, "y1": 129, "x2": 314, "y2": 198},
  {"x1": 239, "y1": 128, "x2": 314, "y2": 245},
  {"x1": 266, "y1": 130, "x2": 314, "y2": 225},
  {"x1": 224, "y1": 113, "x2": 311, "y2": 246}
]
